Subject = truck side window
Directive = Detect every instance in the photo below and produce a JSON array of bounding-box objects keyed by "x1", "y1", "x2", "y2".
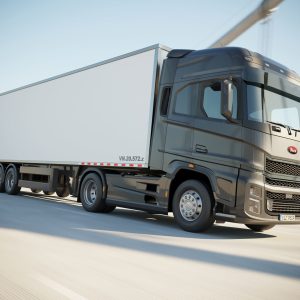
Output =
[
  {"x1": 160, "y1": 87, "x2": 171, "y2": 116},
  {"x1": 174, "y1": 84, "x2": 198, "y2": 116},
  {"x1": 203, "y1": 82, "x2": 237, "y2": 120},
  {"x1": 247, "y1": 85, "x2": 263, "y2": 122}
]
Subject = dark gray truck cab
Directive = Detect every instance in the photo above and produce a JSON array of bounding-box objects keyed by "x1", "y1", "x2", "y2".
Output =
[{"x1": 149, "y1": 47, "x2": 300, "y2": 231}]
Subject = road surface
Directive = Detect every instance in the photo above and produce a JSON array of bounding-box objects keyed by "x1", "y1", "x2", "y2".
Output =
[{"x1": 0, "y1": 191, "x2": 299, "y2": 300}]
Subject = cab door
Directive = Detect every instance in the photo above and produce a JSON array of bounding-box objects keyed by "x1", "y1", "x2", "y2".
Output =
[
  {"x1": 192, "y1": 78, "x2": 242, "y2": 206},
  {"x1": 164, "y1": 81, "x2": 200, "y2": 167}
]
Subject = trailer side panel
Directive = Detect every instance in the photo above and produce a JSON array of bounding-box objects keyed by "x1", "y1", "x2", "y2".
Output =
[{"x1": 0, "y1": 46, "x2": 163, "y2": 167}]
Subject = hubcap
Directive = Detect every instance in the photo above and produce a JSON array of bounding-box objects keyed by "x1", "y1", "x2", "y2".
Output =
[
  {"x1": 83, "y1": 179, "x2": 97, "y2": 206},
  {"x1": 179, "y1": 190, "x2": 203, "y2": 221}
]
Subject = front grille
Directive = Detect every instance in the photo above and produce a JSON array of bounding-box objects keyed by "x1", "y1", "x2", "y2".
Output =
[
  {"x1": 266, "y1": 191, "x2": 300, "y2": 201},
  {"x1": 266, "y1": 191, "x2": 300, "y2": 213},
  {"x1": 266, "y1": 178, "x2": 300, "y2": 189},
  {"x1": 266, "y1": 158, "x2": 300, "y2": 176},
  {"x1": 269, "y1": 200, "x2": 300, "y2": 213}
]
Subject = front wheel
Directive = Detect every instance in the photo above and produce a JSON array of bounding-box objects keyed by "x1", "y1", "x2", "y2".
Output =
[
  {"x1": 80, "y1": 173, "x2": 115, "y2": 213},
  {"x1": 172, "y1": 180, "x2": 215, "y2": 232},
  {"x1": 245, "y1": 224, "x2": 275, "y2": 232}
]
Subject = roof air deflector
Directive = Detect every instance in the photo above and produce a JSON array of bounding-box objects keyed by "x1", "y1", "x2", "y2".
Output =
[{"x1": 167, "y1": 49, "x2": 193, "y2": 58}]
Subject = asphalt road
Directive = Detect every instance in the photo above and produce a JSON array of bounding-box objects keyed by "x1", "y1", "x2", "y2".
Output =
[{"x1": 0, "y1": 191, "x2": 299, "y2": 300}]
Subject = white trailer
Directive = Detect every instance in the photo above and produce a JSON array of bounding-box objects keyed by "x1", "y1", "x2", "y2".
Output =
[{"x1": 0, "y1": 44, "x2": 169, "y2": 167}]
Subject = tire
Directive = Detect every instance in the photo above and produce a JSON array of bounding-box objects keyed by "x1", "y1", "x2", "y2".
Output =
[
  {"x1": 56, "y1": 186, "x2": 70, "y2": 198},
  {"x1": 5, "y1": 166, "x2": 21, "y2": 195},
  {"x1": 245, "y1": 224, "x2": 275, "y2": 232},
  {"x1": 0, "y1": 164, "x2": 5, "y2": 193},
  {"x1": 80, "y1": 173, "x2": 115, "y2": 213},
  {"x1": 55, "y1": 174, "x2": 71, "y2": 197},
  {"x1": 31, "y1": 189, "x2": 42, "y2": 193},
  {"x1": 43, "y1": 191, "x2": 54, "y2": 196},
  {"x1": 173, "y1": 180, "x2": 215, "y2": 232}
]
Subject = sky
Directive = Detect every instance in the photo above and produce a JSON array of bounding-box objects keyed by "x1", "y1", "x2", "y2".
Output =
[{"x1": 0, "y1": 0, "x2": 299, "y2": 93}]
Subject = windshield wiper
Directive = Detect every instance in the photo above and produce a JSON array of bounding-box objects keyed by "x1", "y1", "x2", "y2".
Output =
[{"x1": 267, "y1": 121, "x2": 300, "y2": 136}]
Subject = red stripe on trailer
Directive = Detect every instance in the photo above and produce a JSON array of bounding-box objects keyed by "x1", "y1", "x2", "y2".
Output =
[{"x1": 82, "y1": 162, "x2": 145, "y2": 168}]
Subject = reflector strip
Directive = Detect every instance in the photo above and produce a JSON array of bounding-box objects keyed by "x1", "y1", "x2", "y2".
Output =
[{"x1": 80, "y1": 162, "x2": 146, "y2": 168}]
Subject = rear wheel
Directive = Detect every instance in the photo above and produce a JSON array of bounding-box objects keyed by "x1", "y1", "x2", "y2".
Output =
[
  {"x1": 43, "y1": 191, "x2": 54, "y2": 196},
  {"x1": 245, "y1": 224, "x2": 275, "y2": 232},
  {"x1": 56, "y1": 186, "x2": 70, "y2": 198},
  {"x1": 5, "y1": 166, "x2": 21, "y2": 195},
  {"x1": 56, "y1": 175, "x2": 70, "y2": 198},
  {"x1": 173, "y1": 180, "x2": 215, "y2": 232},
  {"x1": 0, "y1": 164, "x2": 5, "y2": 192},
  {"x1": 80, "y1": 173, "x2": 115, "y2": 213}
]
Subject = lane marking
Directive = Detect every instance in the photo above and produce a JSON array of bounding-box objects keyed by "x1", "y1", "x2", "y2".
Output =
[{"x1": 35, "y1": 274, "x2": 87, "y2": 300}]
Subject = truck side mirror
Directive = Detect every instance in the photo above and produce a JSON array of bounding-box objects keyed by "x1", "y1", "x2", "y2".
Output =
[{"x1": 221, "y1": 79, "x2": 236, "y2": 123}]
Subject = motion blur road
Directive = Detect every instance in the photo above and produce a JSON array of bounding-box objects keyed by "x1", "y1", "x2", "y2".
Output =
[{"x1": 0, "y1": 191, "x2": 299, "y2": 300}]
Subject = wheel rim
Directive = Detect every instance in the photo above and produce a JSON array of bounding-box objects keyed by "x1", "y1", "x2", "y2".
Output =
[
  {"x1": 5, "y1": 170, "x2": 14, "y2": 191},
  {"x1": 179, "y1": 190, "x2": 203, "y2": 221},
  {"x1": 83, "y1": 179, "x2": 97, "y2": 206}
]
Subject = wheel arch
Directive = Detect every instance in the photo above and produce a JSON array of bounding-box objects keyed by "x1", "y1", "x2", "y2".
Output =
[{"x1": 167, "y1": 164, "x2": 217, "y2": 212}]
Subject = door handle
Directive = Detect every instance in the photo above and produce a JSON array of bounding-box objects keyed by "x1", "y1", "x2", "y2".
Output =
[{"x1": 195, "y1": 144, "x2": 208, "y2": 153}]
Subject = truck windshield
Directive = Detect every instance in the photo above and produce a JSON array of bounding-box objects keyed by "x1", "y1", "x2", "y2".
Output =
[{"x1": 247, "y1": 84, "x2": 300, "y2": 129}]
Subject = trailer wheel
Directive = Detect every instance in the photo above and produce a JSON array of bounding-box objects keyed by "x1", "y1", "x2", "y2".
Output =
[
  {"x1": 5, "y1": 166, "x2": 21, "y2": 195},
  {"x1": 0, "y1": 164, "x2": 5, "y2": 193},
  {"x1": 172, "y1": 180, "x2": 215, "y2": 232},
  {"x1": 80, "y1": 173, "x2": 115, "y2": 213},
  {"x1": 56, "y1": 187, "x2": 70, "y2": 198},
  {"x1": 43, "y1": 191, "x2": 54, "y2": 196},
  {"x1": 245, "y1": 224, "x2": 275, "y2": 232},
  {"x1": 31, "y1": 189, "x2": 42, "y2": 193}
]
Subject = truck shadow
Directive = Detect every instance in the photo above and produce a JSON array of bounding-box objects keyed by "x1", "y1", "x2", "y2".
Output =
[
  {"x1": 1, "y1": 193, "x2": 299, "y2": 280},
  {"x1": 21, "y1": 191, "x2": 275, "y2": 240}
]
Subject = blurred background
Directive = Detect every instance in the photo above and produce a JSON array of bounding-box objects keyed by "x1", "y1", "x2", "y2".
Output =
[{"x1": 0, "y1": 0, "x2": 299, "y2": 93}]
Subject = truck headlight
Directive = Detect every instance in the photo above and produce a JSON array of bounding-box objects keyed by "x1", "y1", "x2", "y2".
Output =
[
  {"x1": 250, "y1": 185, "x2": 262, "y2": 198},
  {"x1": 249, "y1": 198, "x2": 261, "y2": 214}
]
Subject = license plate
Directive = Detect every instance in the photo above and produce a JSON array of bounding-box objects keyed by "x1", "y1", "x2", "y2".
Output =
[{"x1": 279, "y1": 214, "x2": 296, "y2": 221}]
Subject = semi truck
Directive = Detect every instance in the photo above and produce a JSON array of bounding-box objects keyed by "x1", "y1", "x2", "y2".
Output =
[{"x1": 0, "y1": 44, "x2": 300, "y2": 232}]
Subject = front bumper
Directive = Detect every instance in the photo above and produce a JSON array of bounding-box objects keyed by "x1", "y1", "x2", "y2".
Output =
[{"x1": 230, "y1": 169, "x2": 300, "y2": 225}]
